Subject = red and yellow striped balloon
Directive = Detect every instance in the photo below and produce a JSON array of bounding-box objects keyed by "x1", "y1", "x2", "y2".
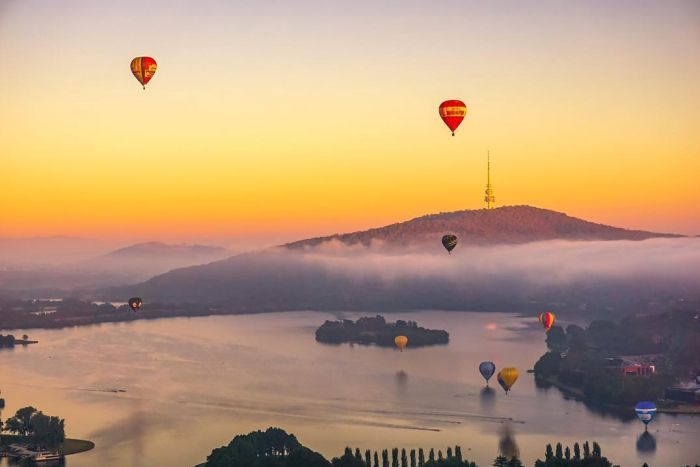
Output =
[
  {"x1": 438, "y1": 100, "x2": 467, "y2": 136},
  {"x1": 538, "y1": 311, "x2": 555, "y2": 332},
  {"x1": 130, "y1": 56, "x2": 157, "y2": 89}
]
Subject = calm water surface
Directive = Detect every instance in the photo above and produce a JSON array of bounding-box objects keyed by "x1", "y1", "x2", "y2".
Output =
[{"x1": 0, "y1": 311, "x2": 698, "y2": 467}]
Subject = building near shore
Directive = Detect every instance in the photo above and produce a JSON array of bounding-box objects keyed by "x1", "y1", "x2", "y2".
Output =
[
  {"x1": 604, "y1": 356, "x2": 657, "y2": 376},
  {"x1": 665, "y1": 376, "x2": 700, "y2": 403}
]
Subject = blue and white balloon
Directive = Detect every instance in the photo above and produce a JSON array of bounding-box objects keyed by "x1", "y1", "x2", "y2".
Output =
[{"x1": 635, "y1": 401, "x2": 657, "y2": 429}]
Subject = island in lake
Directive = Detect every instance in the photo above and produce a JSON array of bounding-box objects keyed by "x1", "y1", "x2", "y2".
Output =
[{"x1": 315, "y1": 315, "x2": 449, "y2": 347}]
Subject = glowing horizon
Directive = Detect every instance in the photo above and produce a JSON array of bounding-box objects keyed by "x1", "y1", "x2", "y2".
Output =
[{"x1": 2, "y1": 0, "x2": 699, "y2": 242}]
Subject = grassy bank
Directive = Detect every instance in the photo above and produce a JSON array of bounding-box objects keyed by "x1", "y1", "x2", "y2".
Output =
[{"x1": 0, "y1": 435, "x2": 95, "y2": 455}]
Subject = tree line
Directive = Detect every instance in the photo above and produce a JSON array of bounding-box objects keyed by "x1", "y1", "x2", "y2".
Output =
[
  {"x1": 204, "y1": 427, "x2": 700, "y2": 467},
  {"x1": 330, "y1": 445, "x2": 479, "y2": 467}
]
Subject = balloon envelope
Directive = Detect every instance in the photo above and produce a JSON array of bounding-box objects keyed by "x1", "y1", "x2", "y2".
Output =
[
  {"x1": 538, "y1": 312, "x2": 555, "y2": 332},
  {"x1": 497, "y1": 368, "x2": 519, "y2": 393},
  {"x1": 128, "y1": 297, "x2": 143, "y2": 312},
  {"x1": 394, "y1": 335, "x2": 408, "y2": 351},
  {"x1": 635, "y1": 401, "x2": 657, "y2": 426},
  {"x1": 479, "y1": 361, "x2": 496, "y2": 382},
  {"x1": 130, "y1": 56, "x2": 157, "y2": 89},
  {"x1": 438, "y1": 100, "x2": 467, "y2": 135},
  {"x1": 442, "y1": 234, "x2": 458, "y2": 254}
]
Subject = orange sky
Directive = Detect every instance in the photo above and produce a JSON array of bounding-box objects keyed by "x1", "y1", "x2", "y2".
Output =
[{"x1": 1, "y1": 0, "x2": 699, "y2": 245}]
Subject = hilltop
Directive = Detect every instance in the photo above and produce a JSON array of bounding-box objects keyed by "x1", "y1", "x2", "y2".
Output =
[{"x1": 285, "y1": 205, "x2": 680, "y2": 251}]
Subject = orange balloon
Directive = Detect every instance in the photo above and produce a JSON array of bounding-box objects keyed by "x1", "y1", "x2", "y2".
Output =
[{"x1": 394, "y1": 335, "x2": 408, "y2": 352}]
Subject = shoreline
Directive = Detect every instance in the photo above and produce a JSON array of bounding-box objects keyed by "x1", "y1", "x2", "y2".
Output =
[
  {"x1": 0, "y1": 308, "x2": 518, "y2": 333},
  {"x1": 0, "y1": 435, "x2": 95, "y2": 456},
  {"x1": 536, "y1": 375, "x2": 700, "y2": 415}
]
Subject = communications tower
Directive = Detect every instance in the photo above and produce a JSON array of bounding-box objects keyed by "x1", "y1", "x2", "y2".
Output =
[{"x1": 484, "y1": 151, "x2": 496, "y2": 209}]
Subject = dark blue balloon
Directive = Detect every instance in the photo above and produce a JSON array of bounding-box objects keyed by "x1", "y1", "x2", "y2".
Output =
[{"x1": 479, "y1": 361, "x2": 496, "y2": 382}]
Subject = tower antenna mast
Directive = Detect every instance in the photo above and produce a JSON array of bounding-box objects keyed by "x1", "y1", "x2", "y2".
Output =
[{"x1": 484, "y1": 150, "x2": 496, "y2": 209}]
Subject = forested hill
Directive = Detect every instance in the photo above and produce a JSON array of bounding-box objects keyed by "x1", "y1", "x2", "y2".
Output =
[{"x1": 284, "y1": 205, "x2": 681, "y2": 251}]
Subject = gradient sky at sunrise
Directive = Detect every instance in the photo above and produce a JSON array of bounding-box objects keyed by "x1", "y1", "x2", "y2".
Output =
[{"x1": 1, "y1": 0, "x2": 699, "y2": 244}]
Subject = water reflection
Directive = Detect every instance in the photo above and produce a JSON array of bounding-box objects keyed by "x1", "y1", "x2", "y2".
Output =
[
  {"x1": 533, "y1": 379, "x2": 635, "y2": 423},
  {"x1": 395, "y1": 370, "x2": 408, "y2": 395},
  {"x1": 498, "y1": 423, "x2": 520, "y2": 459},
  {"x1": 479, "y1": 387, "x2": 496, "y2": 411},
  {"x1": 636, "y1": 431, "x2": 657, "y2": 456}
]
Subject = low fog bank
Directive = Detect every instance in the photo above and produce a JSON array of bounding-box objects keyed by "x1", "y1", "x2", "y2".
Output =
[
  {"x1": 124, "y1": 238, "x2": 700, "y2": 316},
  {"x1": 299, "y1": 237, "x2": 700, "y2": 285}
]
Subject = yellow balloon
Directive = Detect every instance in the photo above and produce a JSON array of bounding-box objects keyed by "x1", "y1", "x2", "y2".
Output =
[
  {"x1": 497, "y1": 368, "x2": 519, "y2": 393},
  {"x1": 394, "y1": 335, "x2": 408, "y2": 351}
]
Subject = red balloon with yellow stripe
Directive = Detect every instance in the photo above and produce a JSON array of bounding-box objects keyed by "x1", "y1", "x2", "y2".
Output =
[
  {"x1": 438, "y1": 100, "x2": 467, "y2": 136},
  {"x1": 538, "y1": 311, "x2": 555, "y2": 332},
  {"x1": 130, "y1": 56, "x2": 157, "y2": 89}
]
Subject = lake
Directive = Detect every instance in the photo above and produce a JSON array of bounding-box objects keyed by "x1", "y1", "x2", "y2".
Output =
[{"x1": 0, "y1": 311, "x2": 698, "y2": 466}]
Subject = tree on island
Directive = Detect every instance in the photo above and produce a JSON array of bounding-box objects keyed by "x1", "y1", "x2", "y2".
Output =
[
  {"x1": 0, "y1": 334, "x2": 16, "y2": 348},
  {"x1": 4, "y1": 406, "x2": 65, "y2": 450},
  {"x1": 5, "y1": 406, "x2": 37, "y2": 437}
]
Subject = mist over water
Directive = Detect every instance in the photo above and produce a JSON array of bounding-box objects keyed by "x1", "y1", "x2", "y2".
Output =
[{"x1": 0, "y1": 311, "x2": 698, "y2": 467}]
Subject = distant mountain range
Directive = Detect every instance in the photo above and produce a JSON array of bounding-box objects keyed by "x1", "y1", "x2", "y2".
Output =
[
  {"x1": 285, "y1": 205, "x2": 681, "y2": 251},
  {"x1": 0, "y1": 241, "x2": 230, "y2": 294},
  {"x1": 82, "y1": 242, "x2": 230, "y2": 278},
  {"x1": 109, "y1": 206, "x2": 691, "y2": 313},
  {"x1": 105, "y1": 242, "x2": 227, "y2": 258}
]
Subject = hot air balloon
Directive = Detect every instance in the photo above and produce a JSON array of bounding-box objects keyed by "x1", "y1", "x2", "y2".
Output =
[
  {"x1": 128, "y1": 297, "x2": 143, "y2": 312},
  {"x1": 538, "y1": 312, "x2": 555, "y2": 332},
  {"x1": 635, "y1": 401, "x2": 657, "y2": 430},
  {"x1": 442, "y1": 234, "x2": 458, "y2": 254},
  {"x1": 438, "y1": 100, "x2": 467, "y2": 136},
  {"x1": 130, "y1": 57, "x2": 157, "y2": 89},
  {"x1": 497, "y1": 368, "x2": 518, "y2": 394},
  {"x1": 479, "y1": 361, "x2": 496, "y2": 384},
  {"x1": 394, "y1": 335, "x2": 408, "y2": 352}
]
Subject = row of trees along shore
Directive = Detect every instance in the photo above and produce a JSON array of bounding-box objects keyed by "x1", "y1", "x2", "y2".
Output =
[
  {"x1": 0, "y1": 406, "x2": 66, "y2": 450},
  {"x1": 204, "y1": 427, "x2": 700, "y2": 467},
  {"x1": 331, "y1": 446, "x2": 479, "y2": 467}
]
